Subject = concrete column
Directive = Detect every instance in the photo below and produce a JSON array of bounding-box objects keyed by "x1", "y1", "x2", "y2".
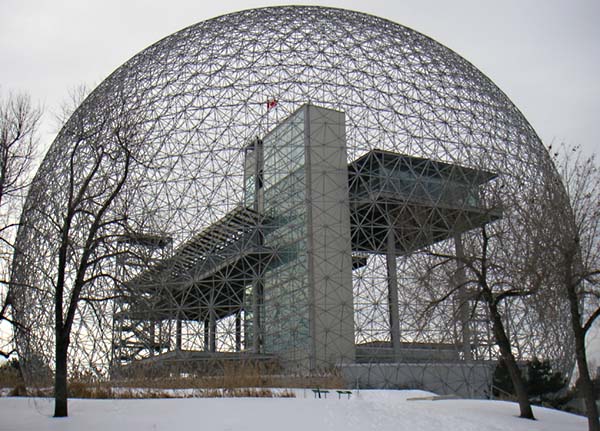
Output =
[
  {"x1": 386, "y1": 230, "x2": 401, "y2": 360},
  {"x1": 203, "y1": 319, "x2": 209, "y2": 352},
  {"x1": 454, "y1": 233, "x2": 473, "y2": 361},
  {"x1": 235, "y1": 311, "x2": 242, "y2": 352},
  {"x1": 175, "y1": 315, "x2": 182, "y2": 351},
  {"x1": 252, "y1": 281, "x2": 262, "y2": 353},
  {"x1": 209, "y1": 313, "x2": 217, "y2": 353},
  {"x1": 148, "y1": 323, "x2": 155, "y2": 357},
  {"x1": 303, "y1": 104, "x2": 355, "y2": 369}
]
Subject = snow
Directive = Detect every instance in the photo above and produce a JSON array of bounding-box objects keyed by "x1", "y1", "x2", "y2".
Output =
[{"x1": 0, "y1": 389, "x2": 587, "y2": 431}]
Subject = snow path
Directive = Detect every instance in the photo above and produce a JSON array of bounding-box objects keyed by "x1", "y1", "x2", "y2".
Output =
[{"x1": 0, "y1": 390, "x2": 586, "y2": 431}]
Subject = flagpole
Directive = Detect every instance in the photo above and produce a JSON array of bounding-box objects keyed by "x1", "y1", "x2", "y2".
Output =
[
  {"x1": 265, "y1": 98, "x2": 277, "y2": 135},
  {"x1": 266, "y1": 99, "x2": 269, "y2": 134}
]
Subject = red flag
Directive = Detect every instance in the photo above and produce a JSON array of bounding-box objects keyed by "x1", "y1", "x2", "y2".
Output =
[{"x1": 266, "y1": 98, "x2": 278, "y2": 110}]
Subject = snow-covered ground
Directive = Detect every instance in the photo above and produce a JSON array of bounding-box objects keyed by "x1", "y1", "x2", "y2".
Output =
[{"x1": 0, "y1": 389, "x2": 587, "y2": 431}]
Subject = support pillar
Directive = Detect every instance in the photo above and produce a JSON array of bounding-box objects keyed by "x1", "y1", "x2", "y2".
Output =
[
  {"x1": 210, "y1": 312, "x2": 217, "y2": 353},
  {"x1": 148, "y1": 322, "x2": 155, "y2": 357},
  {"x1": 252, "y1": 281, "x2": 263, "y2": 353},
  {"x1": 386, "y1": 230, "x2": 401, "y2": 361},
  {"x1": 175, "y1": 315, "x2": 182, "y2": 351},
  {"x1": 235, "y1": 311, "x2": 242, "y2": 352},
  {"x1": 203, "y1": 318, "x2": 209, "y2": 352},
  {"x1": 454, "y1": 233, "x2": 473, "y2": 361}
]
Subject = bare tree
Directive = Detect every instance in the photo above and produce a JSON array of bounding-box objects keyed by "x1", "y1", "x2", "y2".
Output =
[
  {"x1": 51, "y1": 102, "x2": 140, "y2": 416},
  {"x1": 425, "y1": 223, "x2": 537, "y2": 419},
  {"x1": 541, "y1": 145, "x2": 600, "y2": 431},
  {"x1": 6, "y1": 85, "x2": 146, "y2": 417},
  {"x1": 0, "y1": 91, "x2": 41, "y2": 359},
  {"x1": 53, "y1": 84, "x2": 91, "y2": 129}
]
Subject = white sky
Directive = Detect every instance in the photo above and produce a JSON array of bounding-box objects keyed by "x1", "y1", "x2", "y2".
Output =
[{"x1": 1, "y1": 0, "x2": 599, "y2": 156}]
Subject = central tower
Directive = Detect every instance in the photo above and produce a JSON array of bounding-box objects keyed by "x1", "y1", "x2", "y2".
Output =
[{"x1": 245, "y1": 104, "x2": 356, "y2": 370}]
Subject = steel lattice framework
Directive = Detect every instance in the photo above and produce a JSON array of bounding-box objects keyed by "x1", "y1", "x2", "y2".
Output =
[{"x1": 11, "y1": 6, "x2": 572, "y2": 393}]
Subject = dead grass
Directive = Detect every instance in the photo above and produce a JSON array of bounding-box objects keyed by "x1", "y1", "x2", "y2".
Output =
[
  {"x1": 69, "y1": 381, "x2": 114, "y2": 399},
  {"x1": 8, "y1": 384, "x2": 28, "y2": 397},
  {"x1": 1, "y1": 361, "x2": 343, "y2": 399},
  {"x1": 110, "y1": 363, "x2": 345, "y2": 391},
  {"x1": 0, "y1": 362, "x2": 24, "y2": 389},
  {"x1": 63, "y1": 385, "x2": 295, "y2": 399}
]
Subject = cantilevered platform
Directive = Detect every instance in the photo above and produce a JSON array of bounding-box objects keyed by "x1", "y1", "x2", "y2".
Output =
[
  {"x1": 121, "y1": 206, "x2": 274, "y2": 322},
  {"x1": 348, "y1": 149, "x2": 501, "y2": 254},
  {"x1": 123, "y1": 151, "x2": 499, "y2": 319}
]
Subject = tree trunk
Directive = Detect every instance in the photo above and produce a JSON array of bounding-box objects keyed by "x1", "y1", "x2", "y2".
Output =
[
  {"x1": 488, "y1": 299, "x2": 535, "y2": 419},
  {"x1": 566, "y1": 282, "x2": 600, "y2": 431},
  {"x1": 575, "y1": 333, "x2": 600, "y2": 431},
  {"x1": 54, "y1": 334, "x2": 69, "y2": 417}
]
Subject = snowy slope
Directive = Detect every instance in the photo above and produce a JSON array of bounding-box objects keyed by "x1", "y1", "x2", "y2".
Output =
[{"x1": 0, "y1": 390, "x2": 586, "y2": 431}]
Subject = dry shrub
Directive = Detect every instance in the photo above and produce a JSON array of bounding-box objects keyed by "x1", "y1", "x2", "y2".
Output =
[
  {"x1": 116, "y1": 389, "x2": 175, "y2": 399},
  {"x1": 220, "y1": 362, "x2": 284, "y2": 388},
  {"x1": 109, "y1": 362, "x2": 345, "y2": 391},
  {"x1": 8, "y1": 384, "x2": 28, "y2": 397},
  {"x1": 55, "y1": 381, "x2": 295, "y2": 399},
  {"x1": 224, "y1": 387, "x2": 273, "y2": 398},
  {"x1": 279, "y1": 389, "x2": 295, "y2": 398},
  {"x1": 196, "y1": 388, "x2": 295, "y2": 398},
  {"x1": 1, "y1": 360, "x2": 342, "y2": 399},
  {"x1": 0, "y1": 359, "x2": 25, "y2": 389},
  {"x1": 68, "y1": 381, "x2": 113, "y2": 399},
  {"x1": 199, "y1": 388, "x2": 222, "y2": 398}
]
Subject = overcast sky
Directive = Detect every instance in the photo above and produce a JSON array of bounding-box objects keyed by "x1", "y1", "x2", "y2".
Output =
[{"x1": 1, "y1": 0, "x2": 598, "y2": 156}]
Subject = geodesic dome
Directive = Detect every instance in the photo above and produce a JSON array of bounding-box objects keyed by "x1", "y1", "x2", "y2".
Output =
[{"x1": 12, "y1": 6, "x2": 571, "y2": 382}]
